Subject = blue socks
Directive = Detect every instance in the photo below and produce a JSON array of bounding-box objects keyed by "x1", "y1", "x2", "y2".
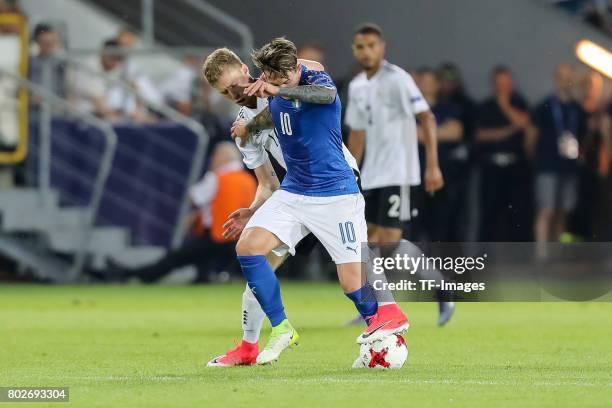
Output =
[
  {"x1": 238, "y1": 255, "x2": 287, "y2": 327},
  {"x1": 238, "y1": 256, "x2": 377, "y2": 326},
  {"x1": 345, "y1": 285, "x2": 378, "y2": 321}
]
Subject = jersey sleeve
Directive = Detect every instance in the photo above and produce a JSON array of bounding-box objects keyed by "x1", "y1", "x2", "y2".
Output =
[
  {"x1": 237, "y1": 135, "x2": 269, "y2": 170},
  {"x1": 344, "y1": 84, "x2": 367, "y2": 130},
  {"x1": 234, "y1": 107, "x2": 269, "y2": 169},
  {"x1": 300, "y1": 69, "x2": 337, "y2": 90},
  {"x1": 396, "y1": 72, "x2": 430, "y2": 116}
]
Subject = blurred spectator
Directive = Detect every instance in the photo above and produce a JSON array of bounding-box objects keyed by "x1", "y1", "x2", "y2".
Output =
[
  {"x1": 116, "y1": 27, "x2": 138, "y2": 50},
  {"x1": 99, "y1": 142, "x2": 257, "y2": 283},
  {"x1": 159, "y1": 54, "x2": 198, "y2": 116},
  {"x1": 114, "y1": 27, "x2": 162, "y2": 108},
  {"x1": 437, "y1": 63, "x2": 477, "y2": 145},
  {"x1": 530, "y1": 64, "x2": 587, "y2": 244},
  {"x1": 475, "y1": 66, "x2": 532, "y2": 241},
  {"x1": 414, "y1": 67, "x2": 467, "y2": 241},
  {"x1": 600, "y1": 102, "x2": 612, "y2": 239},
  {"x1": 69, "y1": 38, "x2": 150, "y2": 122},
  {"x1": 570, "y1": 68, "x2": 608, "y2": 240},
  {"x1": 29, "y1": 23, "x2": 65, "y2": 103},
  {"x1": 298, "y1": 42, "x2": 325, "y2": 65}
]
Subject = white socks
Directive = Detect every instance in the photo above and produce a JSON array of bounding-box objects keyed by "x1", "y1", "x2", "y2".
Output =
[
  {"x1": 241, "y1": 284, "x2": 265, "y2": 343},
  {"x1": 366, "y1": 245, "x2": 397, "y2": 306}
]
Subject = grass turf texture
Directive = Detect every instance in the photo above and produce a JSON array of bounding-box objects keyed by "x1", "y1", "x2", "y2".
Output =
[{"x1": 0, "y1": 284, "x2": 611, "y2": 408}]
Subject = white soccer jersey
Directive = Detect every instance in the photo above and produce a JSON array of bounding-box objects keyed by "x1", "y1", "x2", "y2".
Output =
[
  {"x1": 236, "y1": 97, "x2": 359, "y2": 173},
  {"x1": 345, "y1": 60, "x2": 429, "y2": 190},
  {"x1": 235, "y1": 98, "x2": 286, "y2": 170}
]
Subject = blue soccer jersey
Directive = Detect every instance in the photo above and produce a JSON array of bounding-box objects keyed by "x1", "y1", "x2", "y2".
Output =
[{"x1": 268, "y1": 66, "x2": 359, "y2": 197}]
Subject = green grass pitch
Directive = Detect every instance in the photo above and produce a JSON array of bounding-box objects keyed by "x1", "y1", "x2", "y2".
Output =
[{"x1": 0, "y1": 284, "x2": 611, "y2": 407}]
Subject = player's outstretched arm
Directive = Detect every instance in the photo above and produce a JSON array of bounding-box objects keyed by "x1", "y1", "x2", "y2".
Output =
[
  {"x1": 244, "y1": 64, "x2": 336, "y2": 104},
  {"x1": 277, "y1": 85, "x2": 337, "y2": 104}
]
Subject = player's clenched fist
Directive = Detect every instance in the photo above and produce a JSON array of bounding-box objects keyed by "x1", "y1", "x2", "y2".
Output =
[
  {"x1": 231, "y1": 119, "x2": 249, "y2": 146},
  {"x1": 222, "y1": 207, "x2": 255, "y2": 239},
  {"x1": 424, "y1": 164, "x2": 444, "y2": 195}
]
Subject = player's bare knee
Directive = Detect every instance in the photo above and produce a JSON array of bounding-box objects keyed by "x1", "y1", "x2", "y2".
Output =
[
  {"x1": 339, "y1": 279, "x2": 361, "y2": 294},
  {"x1": 236, "y1": 236, "x2": 263, "y2": 256},
  {"x1": 336, "y1": 263, "x2": 363, "y2": 293}
]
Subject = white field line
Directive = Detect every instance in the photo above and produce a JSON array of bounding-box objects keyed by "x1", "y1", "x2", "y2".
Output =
[{"x1": 51, "y1": 375, "x2": 612, "y2": 388}]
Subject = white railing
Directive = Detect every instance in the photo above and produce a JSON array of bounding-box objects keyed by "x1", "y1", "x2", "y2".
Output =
[
  {"x1": 40, "y1": 54, "x2": 210, "y2": 248},
  {"x1": 0, "y1": 68, "x2": 118, "y2": 277}
]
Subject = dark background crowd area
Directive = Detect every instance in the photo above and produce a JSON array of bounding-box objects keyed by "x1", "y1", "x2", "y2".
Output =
[
  {"x1": 2, "y1": 1, "x2": 612, "y2": 245},
  {"x1": 3, "y1": 0, "x2": 612, "y2": 283},
  {"x1": 21, "y1": 18, "x2": 612, "y2": 245}
]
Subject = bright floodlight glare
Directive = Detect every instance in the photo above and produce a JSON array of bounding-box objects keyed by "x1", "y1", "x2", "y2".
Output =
[{"x1": 575, "y1": 39, "x2": 612, "y2": 79}]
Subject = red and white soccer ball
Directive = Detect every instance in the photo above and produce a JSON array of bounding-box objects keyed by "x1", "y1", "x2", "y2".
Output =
[{"x1": 358, "y1": 334, "x2": 408, "y2": 369}]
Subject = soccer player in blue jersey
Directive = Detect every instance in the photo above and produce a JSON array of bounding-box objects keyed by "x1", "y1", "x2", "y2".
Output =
[
  {"x1": 201, "y1": 48, "x2": 361, "y2": 367},
  {"x1": 231, "y1": 38, "x2": 409, "y2": 365}
]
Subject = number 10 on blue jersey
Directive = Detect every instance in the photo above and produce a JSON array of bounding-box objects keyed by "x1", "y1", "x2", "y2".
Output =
[{"x1": 280, "y1": 112, "x2": 292, "y2": 135}]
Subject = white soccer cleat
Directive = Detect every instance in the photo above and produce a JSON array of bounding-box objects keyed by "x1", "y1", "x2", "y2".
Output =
[
  {"x1": 351, "y1": 355, "x2": 366, "y2": 369},
  {"x1": 256, "y1": 319, "x2": 299, "y2": 365}
]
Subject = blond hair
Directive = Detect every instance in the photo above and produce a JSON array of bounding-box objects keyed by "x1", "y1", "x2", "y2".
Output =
[{"x1": 201, "y1": 48, "x2": 243, "y2": 85}]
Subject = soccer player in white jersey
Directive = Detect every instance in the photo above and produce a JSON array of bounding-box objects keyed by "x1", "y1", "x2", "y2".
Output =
[
  {"x1": 201, "y1": 48, "x2": 360, "y2": 366},
  {"x1": 345, "y1": 23, "x2": 454, "y2": 325},
  {"x1": 230, "y1": 38, "x2": 411, "y2": 364}
]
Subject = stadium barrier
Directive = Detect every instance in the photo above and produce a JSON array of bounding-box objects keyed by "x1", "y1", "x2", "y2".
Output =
[
  {"x1": 0, "y1": 48, "x2": 210, "y2": 279},
  {"x1": 27, "y1": 118, "x2": 203, "y2": 248},
  {"x1": 38, "y1": 54, "x2": 209, "y2": 248},
  {"x1": 0, "y1": 69, "x2": 118, "y2": 277}
]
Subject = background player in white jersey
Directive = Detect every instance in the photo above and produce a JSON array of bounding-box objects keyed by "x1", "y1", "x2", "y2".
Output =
[
  {"x1": 201, "y1": 48, "x2": 360, "y2": 366},
  {"x1": 345, "y1": 23, "x2": 455, "y2": 325}
]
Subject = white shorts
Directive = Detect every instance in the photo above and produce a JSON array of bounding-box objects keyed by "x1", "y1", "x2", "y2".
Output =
[{"x1": 245, "y1": 190, "x2": 367, "y2": 264}]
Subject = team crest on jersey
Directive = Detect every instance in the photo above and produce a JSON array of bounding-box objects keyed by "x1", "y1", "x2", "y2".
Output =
[{"x1": 292, "y1": 99, "x2": 301, "y2": 109}]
